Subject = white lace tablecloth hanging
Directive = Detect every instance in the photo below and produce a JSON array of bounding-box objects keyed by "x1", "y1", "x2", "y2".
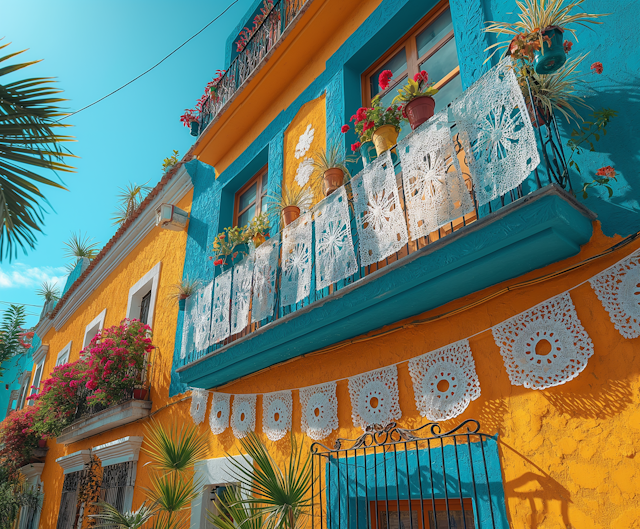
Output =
[
  {"x1": 180, "y1": 293, "x2": 197, "y2": 359},
  {"x1": 193, "y1": 281, "x2": 213, "y2": 352},
  {"x1": 299, "y1": 381, "x2": 338, "y2": 440},
  {"x1": 450, "y1": 58, "x2": 540, "y2": 206},
  {"x1": 590, "y1": 248, "x2": 640, "y2": 338},
  {"x1": 231, "y1": 255, "x2": 254, "y2": 335},
  {"x1": 280, "y1": 213, "x2": 313, "y2": 306},
  {"x1": 352, "y1": 151, "x2": 409, "y2": 267},
  {"x1": 190, "y1": 389, "x2": 209, "y2": 424},
  {"x1": 408, "y1": 339, "x2": 480, "y2": 421},
  {"x1": 262, "y1": 391, "x2": 293, "y2": 442},
  {"x1": 209, "y1": 393, "x2": 231, "y2": 435},
  {"x1": 314, "y1": 187, "x2": 358, "y2": 290},
  {"x1": 231, "y1": 394, "x2": 257, "y2": 439},
  {"x1": 492, "y1": 292, "x2": 594, "y2": 390},
  {"x1": 210, "y1": 269, "x2": 232, "y2": 345},
  {"x1": 398, "y1": 110, "x2": 474, "y2": 240},
  {"x1": 252, "y1": 235, "x2": 280, "y2": 322},
  {"x1": 348, "y1": 365, "x2": 401, "y2": 430}
]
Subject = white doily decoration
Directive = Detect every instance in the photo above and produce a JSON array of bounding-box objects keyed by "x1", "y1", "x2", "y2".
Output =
[
  {"x1": 231, "y1": 255, "x2": 254, "y2": 335},
  {"x1": 348, "y1": 365, "x2": 401, "y2": 429},
  {"x1": 262, "y1": 391, "x2": 293, "y2": 441},
  {"x1": 180, "y1": 293, "x2": 197, "y2": 359},
  {"x1": 299, "y1": 382, "x2": 338, "y2": 440},
  {"x1": 194, "y1": 281, "x2": 213, "y2": 352},
  {"x1": 314, "y1": 187, "x2": 358, "y2": 289},
  {"x1": 231, "y1": 394, "x2": 257, "y2": 439},
  {"x1": 450, "y1": 59, "x2": 540, "y2": 206},
  {"x1": 408, "y1": 340, "x2": 480, "y2": 421},
  {"x1": 352, "y1": 152, "x2": 409, "y2": 266},
  {"x1": 398, "y1": 110, "x2": 474, "y2": 240},
  {"x1": 209, "y1": 393, "x2": 231, "y2": 435},
  {"x1": 211, "y1": 269, "x2": 232, "y2": 345},
  {"x1": 295, "y1": 157, "x2": 314, "y2": 187},
  {"x1": 190, "y1": 389, "x2": 209, "y2": 424},
  {"x1": 590, "y1": 249, "x2": 640, "y2": 338},
  {"x1": 295, "y1": 124, "x2": 315, "y2": 159},
  {"x1": 252, "y1": 235, "x2": 279, "y2": 322},
  {"x1": 281, "y1": 213, "x2": 312, "y2": 306},
  {"x1": 492, "y1": 292, "x2": 594, "y2": 390}
]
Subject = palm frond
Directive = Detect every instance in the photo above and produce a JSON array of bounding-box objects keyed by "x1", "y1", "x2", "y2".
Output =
[
  {"x1": 89, "y1": 501, "x2": 157, "y2": 529},
  {"x1": 0, "y1": 42, "x2": 75, "y2": 261},
  {"x1": 141, "y1": 420, "x2": 208, "y2": 473},
  {"x1": 111, "y1": 182, "x2": 152, "y2": 226},
  {"x1": 145, "y1": 471, "x2": 200, "y2": 517},
  {"x1": 206, "y1": 485, "x2": 264, "y2": 529},
  {"x1": 63, "y1": 231, "x2": 100, "y2": 272},
  {"x1": 35, "y1": 280, "x2": 60, "y2": 303}
]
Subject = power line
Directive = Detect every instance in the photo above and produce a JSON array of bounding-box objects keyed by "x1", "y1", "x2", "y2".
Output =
[
  {"x1": 0, "y1": 301, "x2": 42, "y2": 308},
  {"x1": 60, "y1": 0, "x2": 240, "y2": 121}
]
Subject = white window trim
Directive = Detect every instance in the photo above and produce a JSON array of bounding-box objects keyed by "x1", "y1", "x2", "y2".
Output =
[
  {"x1": 56, "y1": 341, "x2": 73, "y2": 367},
  {"x1": 19, "y1": 462, "x2": 45, "y2": 529},
  {"x1": 83, "y1": 309, "x2": 107, "y2": 348},
  {"x1": 56, "y1": 450, "x2": 91, "y2": 474},
  {"x1": 126, "y1": 262, "x2": 161, "y2": 328},
  {"x1": 190, "y1": 455, "x2": 252, "y2": 529},
  {"x1": 28, "y1": 360, "x2": 45, "y2": 405},
  {"x1": 17, "y1": 371, "x2": 32, "y2": 410}
]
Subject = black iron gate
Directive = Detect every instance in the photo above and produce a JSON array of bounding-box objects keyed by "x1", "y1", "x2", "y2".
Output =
[
  {"x1": 99, "y1": 461, "x2": 136, "y2": 514},
  {"x1": 310, "y1": 420, "x2": 506, "y2": 529},
  {"x1": 55, "y1": 470, "x2": 85, "y2": 529}
]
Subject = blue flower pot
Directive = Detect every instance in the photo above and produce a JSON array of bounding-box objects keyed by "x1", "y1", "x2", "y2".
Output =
[
  {"x1": 360, "y1": 141, "x2": 378, "y2": 167},
  {"x1": 533, "y1": 27, "x2": 566, "y2": 74},
  {"x1": 190, "y1": 121, "x2": 200, "y2": 137}
]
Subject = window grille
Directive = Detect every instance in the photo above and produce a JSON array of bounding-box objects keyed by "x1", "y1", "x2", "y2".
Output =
[
  {"x1": 139, "y1": 291, "x2": 152, "y2": 325},
  {"x1": 99, "y1": 461, "x2": 136, "y2": 515},
  {"x1": 56, "y1": 470, "x2": 85, "y2": 529}
]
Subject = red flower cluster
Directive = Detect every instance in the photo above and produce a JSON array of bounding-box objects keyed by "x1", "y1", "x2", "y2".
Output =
[
  {"x1": 363, "y1": 120, "x2": 375, "y2": 132},
  {"x1": 214, "y1": 259, "x2": 224, "y2": 266},
  {"x1": 563, "y1": 40, "x2": 573, "y2": 53},
  {"x1": 341, "y1": 124, "x2": 350, "y2": 133},
  {"x1": 351, "y1": 107, "x2": 369, "y2": 123},
  {"x1": 235, "y1": 0, "x2": 278, "y2": 52},
  {"x1": 591, "y1": 62, "x2": 603, "y2": 74},
  {"x1": 379, "y1": 70, "x2": 393, "y2": 91},
  {"x1": 0, "y1": 406, "x2": 41, "y2": 473},
  {"x1": 180, "y1": 110, "x2": 198, "y2": 127},
  {"x1": 596, "y1": 165, "x2": 616, "y2": 178},
  {"x1": 351, "y1": 141, "x2": 362, "y2": 152},
  {"x1": 413, "y1": 70, "x2": 429, "y2": 83}
]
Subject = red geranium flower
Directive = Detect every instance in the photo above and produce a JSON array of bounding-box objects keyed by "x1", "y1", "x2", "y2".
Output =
[
  {"x1": 379, "y1": 70, "x2": 393, "y2": 90},
  {"x1": 591, "y1": 62, "x2": 603, "y2": 74},
  {"x1": 354, "y1": 107, "x2": 368, "y2": 123},
  {"x1": 351, "y1": 142, "x2": 362, "y2": 152},
  {"x1": 413, "y1": 70, "x2": 429, "y2": 83},
  {"x1": 341, "y1": 124, "x2": 350, "y2": 133},
  {"x1": 363, "y1": 120, "x2": 375, "y2": 132},
  {"x1": 213, "y1": 259, "x2": 223, "y2": 266},
  {"x1": 596, "y1": 166, "x2": 616, "y2": 178},
  {"x1": 563, "y1": 40, "x2": 573, "y2": 53}
]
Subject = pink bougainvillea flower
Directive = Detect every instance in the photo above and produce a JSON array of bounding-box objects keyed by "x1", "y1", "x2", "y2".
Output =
[
  {"x1": 379, "y1": 70, "x2": 393, "y2": 90},
  {"x1": 341, "y1": 124, "x2": 350, "y2": 133},
  {"x1": 596, "y1": 166, "x2": 616, "y2": 178},
  {"x1": 591, "y1": 62, "x2": 603, "y2": 74},
  {"x1": 351, "y1": 142, "x2": 362, "y2": 152}
]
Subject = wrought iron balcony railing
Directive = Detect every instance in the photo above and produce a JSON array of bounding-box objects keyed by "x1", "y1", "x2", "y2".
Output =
[{"x1": 198, "y1": 0, "x2": 310, "y2": 133}]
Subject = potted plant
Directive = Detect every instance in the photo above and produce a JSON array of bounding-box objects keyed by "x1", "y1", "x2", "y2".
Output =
[
  {"x1": 133, "y1": 384, "x2": 149, "y2": 400},
  {"x1": 348, "y1": 112, "x2": 376, "y2": 167},
  {"x1": 167, "y1": 275, "x2": 202, "y2": 307},
  {"x1": 161, "y1": 150, "x2": 179, "y2": 173},
  {"x1": 484, "y1": 0, "x2": 607, "y2": 74},
  {"x1": 310, "y1": 141, "x2": 358, "y2": 196},
  {"x1": 244, "y1": 212, "x2": 271, "y2": 248},
  {"x1": 266, "y1": 183, "x2": 313, "y2": 227},
  {"x1": 212, "y1": 225, "x2": 249, "y2": 269},
  {"x1": 180, "y1": 110, "x2": 199, "y2": 136},
  {"x1": 392, "y1": 70, "x2": 439, "y2": 130}
]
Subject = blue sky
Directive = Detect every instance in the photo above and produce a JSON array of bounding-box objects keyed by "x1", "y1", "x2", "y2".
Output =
[{"x1": 1, "y1": 0, "x2": 254, "y2": 326}]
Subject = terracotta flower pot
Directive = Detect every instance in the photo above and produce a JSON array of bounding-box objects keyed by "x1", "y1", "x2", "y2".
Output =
[
  {"x1": 405, "y1": 96, "x2": 436, "y2": 130},
  {"x1": 533, "y1": 27, "x2": 566, "y2": 74},
  {"x1": 38, "y1": 439, "x2": 47, "y2": 449},
  {"x1": 253, "y1": 233, "x2": 266, "y2": 248},
  {"x1": 133, "y1": 388, "x2": 148, "y2": 400},
  {"x1": 526, "y1": 100, "x2": 550, "y2": 128},
  {"x1": 372, "y1": 125, "x2": 399, "y2": 156},
  {"x1": 323, "y1": 168, "x2": 345, "y2": 196},
  {"x1": 282, "y1": 205, "x2": 301, "y2": 226}
]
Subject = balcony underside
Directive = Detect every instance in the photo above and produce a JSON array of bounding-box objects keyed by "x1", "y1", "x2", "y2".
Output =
[{"x1": 178, "y1": 185, "x2": 594, "y2": 389}]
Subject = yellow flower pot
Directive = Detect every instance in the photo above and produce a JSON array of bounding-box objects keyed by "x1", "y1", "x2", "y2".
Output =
[{"x1": 372, "y1": 125, "x2": 400, "y2": 156}]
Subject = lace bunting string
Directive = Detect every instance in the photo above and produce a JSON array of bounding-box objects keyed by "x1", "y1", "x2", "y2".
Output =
[
  {"x1": 348, "y1": 365, "x2": 401, "y2": 430},
  {"x1": 280, "y1": 213, "x2": 313, "y2": 306},
  {"x1": 252, "y1": 235, "x2": 280, "y2": 322},
  {"x1": 299, "y1": 382, "x2": 338, "y2": 440},
  {"x1": 231, "y1": 255, "x2": 254, "y2": 335},
  {"x1": 231, "y1": 394, "x2": 257, "y2": 438},
  {"x1": 262, "y1": 391, "x2": 293, "y2": 441},
  {"x1": 190, "y1": 389, "x2": 209, "y2": 424},
  {"x1": 209, "y1": 393, "x2": 231, "y2": 435},
  {"x1": 211, "y1": 269, "x2": 232, "y2": 345}
]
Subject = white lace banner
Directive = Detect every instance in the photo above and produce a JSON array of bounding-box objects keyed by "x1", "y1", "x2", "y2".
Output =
[
  {"x1": 450, "y1": 59, "x2": 540, "y2": 206},
  {"x1": 180, "y1": 293, "x2": 197, "y2": 359},
  {"x1": 194, "y1": 281, "x2": 213, "y2": 352},
  {"x1": 209, "y1": 393, "x2": 231, "y2": 435},
  {"x1": 314, "y1": 187, "x2": 358, "y2": 289},
  {"x1": 231, "y1": 255, "x2": 254, "y2": 335},
  {"x1": 262, "y1": 390, "x2": 292, "y2": 441},
  {"x1": 398, "y1": 110, "x2": 474, "y2": 240},
  {"x1": 252, "y1": 236, "x2": 280, "y2": 322},
  {"x1": 408, "y1": 339, "x2": 480, "y2": 421},
  {"x1": 190, "y1": 389, "x2": 209, "y2": 424},
  {"x1": 348, "y1": 365, "x2": 401, "y2": 429},
  {"x1": 299, "y1": 381, "x2": 338, "y2": 440},
  {"x1": 492, "y1": 292, "x2": 594, "y2": 390},
  {"x1": 211, "y1": 269, "x2": 232, "y2": 345},
  {"x1": 231, "y1": 394, "x2": 257, "y2": 439},
  {"x1": 281, "y1": 213, "x2": 313, "y2": 306},
  {"x1": 590, "y1": 249, "x2": 640, "y2": 338},
  {"x1": 352, "y1": 151, "x2": 409, "y2": 266}
]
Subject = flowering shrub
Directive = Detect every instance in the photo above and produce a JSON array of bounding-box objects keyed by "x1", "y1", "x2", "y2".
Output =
[
  {"x1": 0, "y1": 406, "x2": 42, "y2": 472},
  {"x1": 83, "y1": 320, "x2": 153, "y2": 408},
  {"x1": 31, "y1": 359, "x2": 89, "y2": 437}
]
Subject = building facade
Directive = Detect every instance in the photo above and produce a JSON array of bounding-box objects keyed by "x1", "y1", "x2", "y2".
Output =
[{"x1": 4, "y1": 0, "x2": 640, "y2": 527}]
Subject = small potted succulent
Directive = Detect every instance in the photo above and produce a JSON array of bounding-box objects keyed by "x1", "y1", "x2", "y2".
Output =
[
  {"x1": 392, "y1": 70, "x2": 439, "y2": 130},
  {"x1": 180, "y1": 110, "x2": 199, "y2": 136},
  {"x1": 167, "y1": 275, "x2": 202, "y2": 307},
  {"x1": 212, "y1": 226, "x2": 249, "y2": 269},
  {"x1": 310, "y1": 141, "x2": 358, "y2": 196},
  {"x1": 244, "y1": 212, "x2": 271, "y2": 248},
  {"x1": 267, "y1": 183, "x2": 313, "y2": 227},
  {"x1": 484, "y1": 0, "x2": 606, "y2": 74}
]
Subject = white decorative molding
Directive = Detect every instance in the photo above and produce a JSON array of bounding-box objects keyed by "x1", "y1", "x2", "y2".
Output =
[
  {"x1": 20, "y1": 462, "x2": 45, "y2": 482},
  {"x1": 56, "y1": 450, "x2": 92, "y2": 474},
  {"x1": 92, "y1": 436, "x2": 143, "y2": 467},
  {"x1": 126, "y1": 261, "x2": 162, "y2": 327},
  {"x1": 55, "y1": 341, "x2": 73, "y2": 367},
  {"x1": 83, "y1": 309, "x2": 107, "y2": 348},
  {"x1": 37, "y1": 165, "x2": 192, "y2": 336},
  {"x1": 31, "y1": 343, "x2": 49, "y2": 366}
]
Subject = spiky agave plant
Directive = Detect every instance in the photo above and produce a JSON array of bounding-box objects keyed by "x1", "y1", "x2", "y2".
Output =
[
  {"x1": 63, "y1": 231, "x2": 100, "y2": 273},
  {"x1": 111, "y1": 182, "x2": 153, "y2": 227},
  {"x1": 35, "y1": 281, "x2": 60, "y2": 303}
]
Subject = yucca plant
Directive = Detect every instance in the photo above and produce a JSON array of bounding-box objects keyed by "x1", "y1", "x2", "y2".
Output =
[
  {"x1": 63, "y1": 231, "x2": 100, "y2": 273},
  {"x1": 484, "y1": 0, "x2": 607, "y2": 60},
  {"x1": 0, "y1": 42, "x2": 76, "y2": 261},
  {"x1": 35, "y1": 281, "x2": 60, "y2": 303},
  {"x1": 265, "y1": 183, "x2": 314, "y2": 228},
  {"x1": 206, "y1": 485, "x2": 264, "y2": 529},
  {"x1": 111, "y1": 182, "x2": 153, "y2": 227},
  {"x1": 90, "y1": 501, "x2": 157, "y2": 529},
  {"x1": 141, "y1": 421, "x2": 208, "y2": 473},
  {"x1": 167, "y1": 275, "x2": 201, "y2": 305}
]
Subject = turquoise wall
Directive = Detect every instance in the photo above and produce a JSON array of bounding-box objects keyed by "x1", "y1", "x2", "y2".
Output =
[{"x1": 0, "y1": 344, "x2": 34, "y2": 421}]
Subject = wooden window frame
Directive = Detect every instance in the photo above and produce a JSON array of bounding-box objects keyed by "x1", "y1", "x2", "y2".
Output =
[
  {"x1": 362, "y1": 0, "x2": 460, "y2": 106},
  {"x1": 369, "y1": 498, "x2": 475, "y2": 529},
  {"x1": 233, "y1": 164, "x2": 269, "y2": 227}
]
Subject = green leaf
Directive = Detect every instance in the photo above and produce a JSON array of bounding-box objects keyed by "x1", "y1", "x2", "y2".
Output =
[
  {"x1": 582, "y1": 191, "x2": 588, "y2": 199},
  {"x1": 607, "y1": 186, "x2": 614, "y2": 198},
  {"x1": 594, "y1": 133, "x2": 600, "y2": 141}
]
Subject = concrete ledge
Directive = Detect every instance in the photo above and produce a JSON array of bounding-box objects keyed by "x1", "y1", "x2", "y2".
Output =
[{"x1": 57, "y1": 400, "x2": 152, "y2": 445}]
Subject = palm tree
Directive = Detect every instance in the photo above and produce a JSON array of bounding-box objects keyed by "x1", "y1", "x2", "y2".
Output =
[
  {"x1": 111, "y1": 182, "x2": 152, "y2": 227},
  {"x1": 0, "y1": 41, "x2": 75, "y2": 261},
  {"x1": 62, "y1": 231, "x2": 100, "y2": 273},
  {"x1": 207, "y1": 432, "x2": 313, "y2": 529},
  {"x1": 0, "y1": 304, "x2": 26, "y2": 378}
]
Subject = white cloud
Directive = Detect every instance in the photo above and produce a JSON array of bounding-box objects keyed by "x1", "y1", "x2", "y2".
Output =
[{"x1": 0, "y1": 263, "x2": 68, "y2": 290}]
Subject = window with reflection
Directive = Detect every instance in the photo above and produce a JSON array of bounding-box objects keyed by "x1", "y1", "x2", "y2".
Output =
[{"x1": 234, "y1": 166, "x2": 269, "y2": 227}]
